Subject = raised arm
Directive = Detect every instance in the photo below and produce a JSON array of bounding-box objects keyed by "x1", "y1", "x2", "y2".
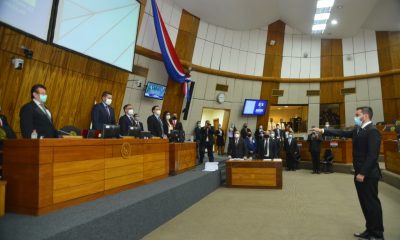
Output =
[{"x1": 311, "y1": 127, "x2": 354, "y2": 139}]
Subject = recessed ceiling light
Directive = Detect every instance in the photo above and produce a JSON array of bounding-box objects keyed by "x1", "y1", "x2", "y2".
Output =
[
  {"x1": 284, "y1": 106, "x2": 288, "y2": 108},
  {"x1": 336, "y1": 5, "x2": 343, "y2": 9},
  {"x1": 331, "y1": 19, "x2": 338, "y2": 25}
]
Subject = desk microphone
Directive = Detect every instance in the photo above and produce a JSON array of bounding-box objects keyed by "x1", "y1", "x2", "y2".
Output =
[{"x1": 58, "y1": 129, "x2": 71, "y2": 135}]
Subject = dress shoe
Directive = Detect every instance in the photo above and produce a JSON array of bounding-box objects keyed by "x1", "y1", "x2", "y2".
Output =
[{"x1": 354, "y1": 230, "x2": 369, "y2": 239}]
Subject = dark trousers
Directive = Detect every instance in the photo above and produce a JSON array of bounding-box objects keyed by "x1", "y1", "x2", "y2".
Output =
[
  {"x1": 311, "y1": 151, "x2": 320, "y2": 172},
  {"x1": 354, "y1": 177, "x2": 384, "y2": 237},
  {"x1": 200, "y1": 142, "x2": 214, "y2": 163},
  {"x1": 286, "y1": 156, "x2": 296, "y2": 170}
]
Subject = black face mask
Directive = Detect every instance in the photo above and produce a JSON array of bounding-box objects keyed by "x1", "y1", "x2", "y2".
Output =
[
  {"x1": 172, "y1": 116, "x2": 177, "y2": 120},
  {"x1": 264, "y1": 135, "x2": 270, "y2": 138}
]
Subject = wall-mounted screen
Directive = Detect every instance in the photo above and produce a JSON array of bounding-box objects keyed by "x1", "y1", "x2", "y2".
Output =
[
  {"x1": 0, "y1": 0, "x2": 53, "y2": 40},
  {"x1": 242, "y1": 99, "x2": 268, "y2": 116},
  {"x1": 52, "y1": 0, "x2": 140, "y2": 71},
  {"x1": 144, "y1": 82, "x2": 167, "y2": 100}
]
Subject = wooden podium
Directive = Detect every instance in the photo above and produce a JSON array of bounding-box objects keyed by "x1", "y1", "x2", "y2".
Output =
[
  {"x1": 3, "y1": 138, "x2": 169, "y2": 215},
  {"x1": 169, "y1": 142, "x2": 196, "y2": 175},
  {"x1": 226, "y1": 160, "x2": 282, "y2": 189},
  {"x1": 297, "y1": 140, "x2": 353, "y2": 164},
  {"x1": 384, "y1": 140, "x2": 400, "y2": 175}
]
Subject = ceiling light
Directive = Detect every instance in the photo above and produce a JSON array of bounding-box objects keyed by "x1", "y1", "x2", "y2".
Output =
[
  {"x1": 336, "y1": 5, "x2": 343, "y2": 9},
  {"x1": 317, "y1": 0, "x2": 335, "y2": 9},
  {"x1": 331, "y1": 19, "x2": 338, "y2": 25},
  {"x1": 314, "y1": 13, "x2": 330, "y2": 20},
  {"x1": 312, "y1": 24, "x2": 326, "y2": 31}
]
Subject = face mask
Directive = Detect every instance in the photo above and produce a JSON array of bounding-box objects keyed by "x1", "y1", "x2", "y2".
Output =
[
  {"x1": 259, "y1": 126, "x2": 263, "y2": 130},
  {"x1": 231, "y1": 124, "x2": 235, "y2": 128},
  {"x1": 172, "y1": 116, "x2": 177, "y2": 120},
  {"x1": 39, "y1": 94, "x2": 47, "y2": 103},
  {"x1": 105, "y1": 98, "x2": 112, "y2": 105},
  {"x1": 197, "y1": 124, "x2": 201, "y2": 127},
  {"x1": 234, "y1": 134, "x2": 240, "y2": 138},
  {"x1": 134, "y1": 117, "x2": 140, "y2": 121},
  {"x1": 154, "y1": 110, "x2": 161, "y2": 116},
  {"x1": 325, "y1": 125, "x2": 329, "y2": 128},
  {"x1": 127, "y1": 109, "x2": 134, "y2": 115},
  {"x1": 271, "y1": 133, "x2": 275, "y2": 138},
  {"x1": 166, "y1": 115, "x2": 171, "y2": 120},
  {"x1": 248, "y1": 133, "x2": 252, "y2": 137},
  {"x1": 244, "y1": 125, "x2": 247, "y2": 128},
  {"x1": 354, "y1": 116, "x2": 362, "y2": 126},
  {"x1": 277, "y1": 126, "x2": 281, "y2": 129},
  {"x1": 264, "y1": 134, "x2": 269, "y2": 138},
  {"x1": 260, "y1": 134, "x2": 264, "y2": 137}
]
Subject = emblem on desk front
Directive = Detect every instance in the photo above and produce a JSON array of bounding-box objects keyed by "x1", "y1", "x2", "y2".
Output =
[{"x1": 121, "y1": 142, "x2": 131, "y2": 158}]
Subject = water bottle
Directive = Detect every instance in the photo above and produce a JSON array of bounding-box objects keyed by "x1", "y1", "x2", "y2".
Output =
[{"x1": 31, "y1": 129, "x2": 38, "y2": 139}]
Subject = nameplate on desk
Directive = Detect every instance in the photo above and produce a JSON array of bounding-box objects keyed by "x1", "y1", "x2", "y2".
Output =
[
  {"x1": 330, "y1": 142, "x2": 339, "y2": 148},
  {"x1": 297, "y1": 143, "x2": 303, "y2": 147},
  {"x1": 203, "y1": 162, "x2": 219, "y2": 172}
]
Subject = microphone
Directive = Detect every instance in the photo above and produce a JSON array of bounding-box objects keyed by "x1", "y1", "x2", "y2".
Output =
[{"x1": 58, "y1": 129, "x2": 71, "y2": 135}]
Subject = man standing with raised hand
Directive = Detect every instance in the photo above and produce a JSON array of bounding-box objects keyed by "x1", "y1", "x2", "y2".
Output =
[{"x1": 312, "y1": 106, "x2": 384, "y2": 240}]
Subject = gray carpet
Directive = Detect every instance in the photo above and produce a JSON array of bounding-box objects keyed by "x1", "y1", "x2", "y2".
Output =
[
  {"x1": 144, "y1": 170, "x2": 400, "y2": 240},
  {"x1": 0, "y1": 165, "x2": 221, "y2": 240}
]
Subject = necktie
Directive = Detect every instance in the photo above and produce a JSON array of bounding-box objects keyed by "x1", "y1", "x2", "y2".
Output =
[
  {"x1": 266, "y1": 139, "x2": 270, "y2": 157},
  {"x1": 235, "y1": 139, "x2": 238, "y2": 145},
  {"x1": 158, "y1": 117, "x2": 164, "y2": 136},
  {"x1": 40, "y1": 104, "x2": 51, "y2": 121},
  {"x1": 129, "y1": 116, "x2": 133, "y2": 124}
]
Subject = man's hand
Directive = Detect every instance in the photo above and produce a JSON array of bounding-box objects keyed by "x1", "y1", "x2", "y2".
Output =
[
  {"x1": 228, "y1": 155, "x2": 232, "y2": 159},
  {"x1": 356, "y1": 174, "x2": 365, "y2": 182},
  {"x1": 311, "y1": 128, "x2": 323, "y2": 133}
]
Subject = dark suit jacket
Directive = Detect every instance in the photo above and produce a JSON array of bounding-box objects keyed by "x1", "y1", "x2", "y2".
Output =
[
  {"x1": 324, "y1": 124, "x2": 381, "y2": 178},
  {"x1": 307, "y1": 133, "x2": 322, "y2": 153},
  {"x1": 0, "y1": 115, "x2": 16, "y2": 139},
  {"x1": 119, "y1": 115, "x2": 134, "y2": 136},
  {"x1": 200, "y1": 126, "x2": 215, "y2": 145},
  {"x1": 132, "y1": 120, "x2": 144, "y2": 131},
  {"x1": 171, "y1": 120, "x2": 183, "y2": 131},
  {"x1": 284, "y1": 138, "x2": 299, "y2": 160},
  {"x1": 258, "y1": 137, "x2": 278, "y2": 158},
  {"x1": 274, "y1": 129, "x2": 285, "y2": 140},
  {"x1": 194, "y1": 127, "x2": 201, "y2": 141},
  {"x1": 19, "y1": 101, "x2": 58, "y2": 138},
  {"x1": 228, "y1": 138, "x2": 248, "y2": 158},
  {"x1": 91, "y1": 103, "x2": 116, "y2": 130},
  {"x1": 147, "y1": 115, "x2": 163, "y2": 137},
  {"x1": 240, "y1": 127, "x2": 249, "y2": 139}
]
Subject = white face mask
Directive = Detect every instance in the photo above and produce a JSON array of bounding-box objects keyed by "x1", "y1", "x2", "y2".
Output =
[
  {"x1": 154, "y1": 110, "x2": 161, "y2": 116},
  {"x1": 105, "y1": 98, "x2": 112, "y2": 105},
  {"x1": 166, "y1": 115, "x2": 171, "y2": 120},
  {"x1": 127, "y1": 109, "x2": 134, "y2": 115},
  {"x1": 234, "y1": 134, "x2": 240, "y2": 138},
  {"x1": 271, "y1": 133, "x2": 275, "y2": 138},
  {"x1": 259, "y1": 126, "x2": 263, "y2": 130}
]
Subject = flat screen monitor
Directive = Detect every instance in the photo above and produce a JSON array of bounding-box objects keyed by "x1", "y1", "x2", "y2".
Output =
[
  {"x1": 52, "y1": 0, "x2": 140, "y2": 71},
  {"x1": 144, "y1": 82, "x2": 167, "y2": 100},
  {"x1": 102, "y1": 124, "x2": 120, "y2": 139},
  {"x1": 242, "y1": 99, "x2": 268, "y2": 116},
  {"x1": 127, "y1": 126, "x2": 141, "y2": 137},
  {"x1": 0, "y1": 0, "x2": 53, "y2": 40}
]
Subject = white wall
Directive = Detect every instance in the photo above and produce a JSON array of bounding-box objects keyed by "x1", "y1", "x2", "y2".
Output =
[
  {"x1": 120, "y1": 55, "x2": 169, "y2": 131},
  {"x1": 281, "y1": 25, "x2": 321, "y2": 78},
  {"x1": 137, "y1": 0, "x2": 182, "y2": 52},
  {"x1": 181, "y1": 71, "x2": 263, "y2": 138},
  {"x1": 192, "y1": 21, "x2": 268, "y2": 76}
]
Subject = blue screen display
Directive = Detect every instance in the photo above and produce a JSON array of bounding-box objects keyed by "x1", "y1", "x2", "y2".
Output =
[
  {"x1": 242, "y1": 99, "x2": 268, "y2": 116},
  {"x1": 144, "y1": 82, "x2": 166, "y2": 100}
]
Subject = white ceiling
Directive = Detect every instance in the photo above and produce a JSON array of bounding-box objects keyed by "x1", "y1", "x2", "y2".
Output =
[{"x1": 172, "y1": 0, "x2": 400, "y2": 38}]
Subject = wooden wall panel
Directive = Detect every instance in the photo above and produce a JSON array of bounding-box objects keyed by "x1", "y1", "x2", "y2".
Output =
[
  {"x1": 376, "y1": 31, "x2": 400, "y2": 122},
  {"x1": 161, "y1": 10, "x2": 200, "y2": 118},
  {"x1": 320, "y1": 39, "x2": 345, "y2": 125},
  {"x1": 0, "y1": 26, "x2": 129, "y2": 135},
  {"x1": 257, "y1": 20, "x2": 285, "y2": 127}
]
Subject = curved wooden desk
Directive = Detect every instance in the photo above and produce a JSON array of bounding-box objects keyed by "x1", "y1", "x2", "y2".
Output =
[
  {"x1": 383, "y1": 140, "x2": 400, "y2": 175},
  {"x1": 3, "y1": 138, "x2": 169, "y2": 215}
]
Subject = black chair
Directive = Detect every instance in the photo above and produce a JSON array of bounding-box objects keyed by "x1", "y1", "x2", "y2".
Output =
[{"x1": 321, "y1": 149, "x2": 334, "y2": 173}]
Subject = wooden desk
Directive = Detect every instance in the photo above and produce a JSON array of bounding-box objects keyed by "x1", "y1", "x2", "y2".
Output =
[
  {"x1": 380, "y1": 131, "x2": 398, "y2": 154},
  {"x1": 226, "y1": 160, "x2": 282, "y2": 189},
  {"x1": 3, "y1": 138, "x2": 169, "y2": 215},
  {"x1": 0, "y1": 181, "x2": 5, "y2": 217},
  {"x1": 297, "y1": 140, "x2": 353, "y2": 164},
  {"x1": 169, "y1": 142, "x2": 196, "y2": 175},
  {"x1": 383, "y1": 140, "x2": 400, "y2": 175}
]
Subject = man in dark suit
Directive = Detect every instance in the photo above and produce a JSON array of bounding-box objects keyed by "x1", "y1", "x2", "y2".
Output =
[
  {"x1": 119, "y1": 104, "x2": 134, "y2": 136},
  {"x1": 240, "y1": 123, "x2": 249, "y2": 139},
  {"x1": 20, "y1": 84, "x2": 58, "y2": 138},
  {"x1": 308, "y1": 126, "x2": 322, "y2": 174},
  {"x1": 0, "y1": 111, "x2": 16, "y2": 140},
  {"x1": 194, "y1": 121, "x2": 202, "y2": 160},
  {"x1": 171, "y1": 112, "x2": 183, "y2": 131},
  {"x1": 147, "y1": 105, "x2": 164, "y2": 138},
  {"x1": 313, "y1": 106, "x2": 384, "y2": 240},
  {"x1": 284, "y1": 133, "x2": 299, "y2": 170},
  {"x1": 274, "y1": 123, "x2": 285, "y2": 141},
  {"x1": 258, "y1": 130, "x2": 278, "y2": 159},
  {"x1": 132, "y1": 113, "x2": 144, "y2": 131},
  {"x1": 199, "y1": 120, "x2": 214, "y2": 163},
  {"x1": 228, "y1": 131, "x2": 247, "y2": 159},
  {"x1": 91, "y1": 91, "x2": 116, "y2": 130}
]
